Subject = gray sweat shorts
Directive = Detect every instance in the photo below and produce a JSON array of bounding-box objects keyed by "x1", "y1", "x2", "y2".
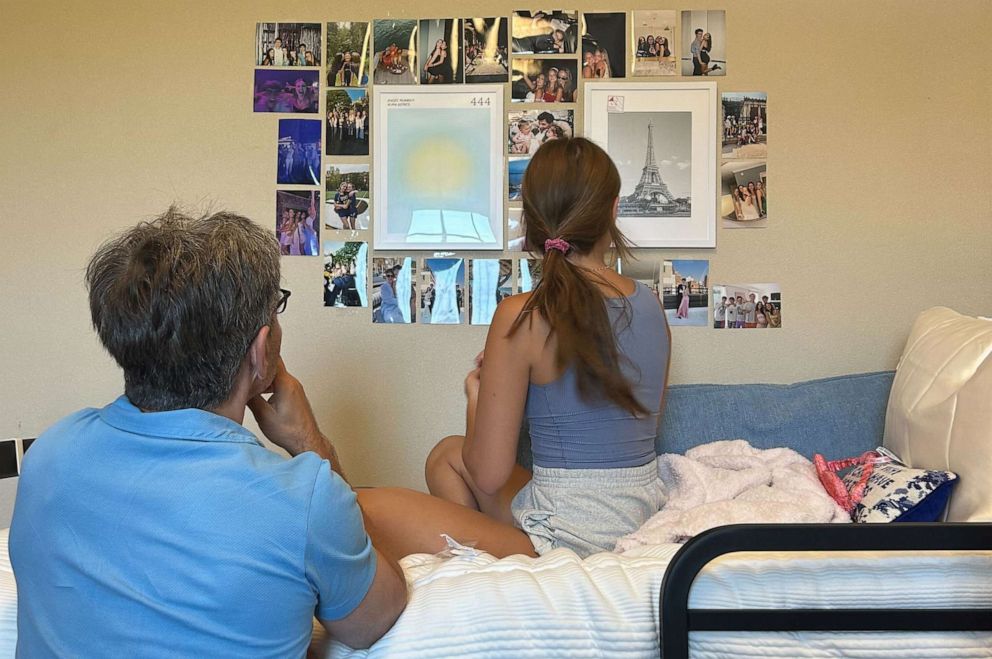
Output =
[{"x1": 510, "y1": 460, "x2": 667, "y2": 558}]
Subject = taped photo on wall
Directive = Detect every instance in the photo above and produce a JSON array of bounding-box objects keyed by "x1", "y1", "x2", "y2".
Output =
[
  {"x1": 517, "y1": 258, "x2": 543, "y2": 293},
  {"x1": 373, "y1": 19, "x2": 418, "y2": 84},
  {"x1": 372, "y1": 257, "x2": 417, "y2": 324},
  {"x1": 712, "y1": 284, "x2": 781, "y2": 329},
  {"x1": 722, "y1": 92, "x2": 767, "y2": 159},
  {"x1": 682, "y1": 10, "x2": 726, "y2": 76},
  {"x1": 327, "y1": 22, "x2": 371, "y2": 87},
  {"x1": 581, "y1": 12, "x2": 626, "y2": 78},
  {"x1": 277, "y1": 119, "x2": 321, "y2": 185},
  {"x1": 512, "y1": 10, "x2": 579, "y2": 54},
  {"x1": 621, "y1": 255, "x2": 710, "y2": 327},
  {"x1": 421, "y1": 258, "x2": 466, "y2": 325},
  {"x1": 276, "y1": 190, "x2": 320, "y2": 256},
  {"x1": 469, "y1": 259, "x2": 513, "y2": 325},
  {"x1": 323, "y1": 241, "x2": 368, "y2": 308},
  {"x1": 325, "y1": 164, "x2": 369, "y2": 231},
  {"x1": 256, "y1": 23, "x2": 322, "y2": 67},
  {"x1": 253, "y1": 70, "x2": 319, "y2": 113},
  {"x1": 721, "y1": 160, "x2": 767, "y2": 228},
  {"x1": 507, "y1": 207, "x2": 527, "y2": 252},
  {"x1": 508, "y1": 109, "x2": 573, "y2": 155},
  {"x1": 326, "y1": 89, "x2": 369, "y2": 156},
  {"x1": 631, "y1": 10, "x2": 677, "y2": 77},
  {"x1": 463, "y1": 17, "x2": 509, "y2": 83},
  {"x1": 420, "y1": 19, "x2": 463, "y2": 84},
  {"x1": 511, "y1": 58, "x2": 578, "y2": 103}
]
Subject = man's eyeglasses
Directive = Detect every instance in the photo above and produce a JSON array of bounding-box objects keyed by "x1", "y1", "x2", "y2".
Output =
[{"x1": 275, "y1": 288, "x2": 292, "y2": 314}]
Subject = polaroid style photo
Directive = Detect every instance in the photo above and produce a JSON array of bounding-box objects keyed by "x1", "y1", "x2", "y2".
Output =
[
  {"x1": 712, "y1": 284, "x2": 781, "y2": 329},
  {"x1": 372, "y1": 257, "x2": 417, "y2": 324},
  {"x1": 275, "y1": 190, "x2": 320, "y2": 256},
  {"x1": 326, "y1": 22, "x2": 371, "y2": 87}
]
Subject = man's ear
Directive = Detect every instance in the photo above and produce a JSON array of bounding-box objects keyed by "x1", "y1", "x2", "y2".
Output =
[{"x1": 248, "y1": 325, "x2": 271, "y2": 381}]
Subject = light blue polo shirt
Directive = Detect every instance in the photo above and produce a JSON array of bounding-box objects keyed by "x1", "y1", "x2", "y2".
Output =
[{"x1": 10, "y1": 396, "x2": 376, "y2": 658}]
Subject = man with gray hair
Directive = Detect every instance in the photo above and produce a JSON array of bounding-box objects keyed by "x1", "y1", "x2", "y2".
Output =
[{"x1": 9, "y1": 208, "x2": 407, "y2": 656}]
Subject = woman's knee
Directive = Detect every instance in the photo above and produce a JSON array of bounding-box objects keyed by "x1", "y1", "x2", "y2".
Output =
[{"x1": 425, "y1": 435, "x2": 465, "y2": 478}]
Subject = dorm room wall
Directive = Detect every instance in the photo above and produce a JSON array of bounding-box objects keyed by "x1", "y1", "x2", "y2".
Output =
[{"x1": 1, "y1": 1, "x2": 989, "y2": 521}]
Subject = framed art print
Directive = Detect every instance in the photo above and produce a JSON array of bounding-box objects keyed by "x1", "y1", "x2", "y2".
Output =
[
  {"x1": 584, "y1": 81, "x2": 717, "y2": 248},
  {"x1": 374, "y1": 85, "x2": 504, "y2": 250}
]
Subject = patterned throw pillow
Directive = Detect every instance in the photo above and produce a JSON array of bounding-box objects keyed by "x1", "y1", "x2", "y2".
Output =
[{"x1": 843, "y1": 462, "x2": 958, "y2": 523}]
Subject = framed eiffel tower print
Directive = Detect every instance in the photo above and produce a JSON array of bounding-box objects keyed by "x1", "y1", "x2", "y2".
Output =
[{"x1": 584, "y1": 82, "x2": 717, "y2": 248}]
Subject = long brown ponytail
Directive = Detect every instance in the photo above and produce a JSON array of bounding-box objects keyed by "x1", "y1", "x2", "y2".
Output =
[{"x1": 509, "y1": 137, "x2": 648, "y2": 416}]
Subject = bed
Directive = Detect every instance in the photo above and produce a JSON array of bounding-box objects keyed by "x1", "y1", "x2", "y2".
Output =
[{"x1": 3, "y1": 308, "x2": 990, "y2": 657}]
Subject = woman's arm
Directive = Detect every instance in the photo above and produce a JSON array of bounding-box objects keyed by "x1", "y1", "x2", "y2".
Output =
[{"x1": 462, "y1": 296, "x2": 532, "y2": 496}]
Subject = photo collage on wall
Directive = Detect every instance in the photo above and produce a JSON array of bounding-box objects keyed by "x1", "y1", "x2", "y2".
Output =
[{"x1": 252, "y1": 10, "x2": 777, "y2": 331}]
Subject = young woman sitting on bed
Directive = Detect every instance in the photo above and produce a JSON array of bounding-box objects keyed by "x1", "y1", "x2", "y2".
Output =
[{"x1": 358, "y1": 138, "x2": 671, "y2": 559}]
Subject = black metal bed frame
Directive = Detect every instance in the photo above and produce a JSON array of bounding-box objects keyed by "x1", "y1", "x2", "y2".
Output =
[{"x1": 659, "y1": 523, "x2": 992, "y2": 659}]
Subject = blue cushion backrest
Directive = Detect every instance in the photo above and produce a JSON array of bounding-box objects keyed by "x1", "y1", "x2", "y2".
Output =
[
  {"x1": 658, "y1": 371, "x2": 895, "y2": 460},
  {"x1": 516, "y1": 371, "x2": 895, "y2": 470}
]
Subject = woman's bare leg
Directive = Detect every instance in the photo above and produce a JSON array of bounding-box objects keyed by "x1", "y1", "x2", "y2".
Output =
[
  {"x1": 357, "y1": 487, "x2": 537, "y2": 559},
  {"x1": 425, "y1": 434, "x2": 531, "y2": 526}
]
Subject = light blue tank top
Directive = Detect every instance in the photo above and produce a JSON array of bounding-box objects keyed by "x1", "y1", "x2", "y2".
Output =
[{"x1": 526, "y1": 280, "x2": 669, "y2": 469}]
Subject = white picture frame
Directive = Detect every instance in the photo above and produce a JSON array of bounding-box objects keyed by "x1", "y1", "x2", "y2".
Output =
[
  {"x1": 584, "y1": 81, "x2": 717, "y2": 248},
  {"x1": 373, "y1": 85, "x2": 504, "y2": 250}
]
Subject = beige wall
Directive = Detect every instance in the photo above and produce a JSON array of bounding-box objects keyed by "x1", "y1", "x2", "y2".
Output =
[{"x1": 1, "y1": 1, "x2": 990, "y2": 499}]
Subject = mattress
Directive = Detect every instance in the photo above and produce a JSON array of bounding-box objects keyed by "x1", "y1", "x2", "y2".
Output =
[{"x1": 0, "y1": 529, "x2": 988, "y2": 657}]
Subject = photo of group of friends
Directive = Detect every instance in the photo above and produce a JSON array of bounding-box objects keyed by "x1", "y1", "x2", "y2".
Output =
[
  {"x1": 712, "y1": 284, "x2": 782, "y2": 329},
  {"x1": 372, "y1": 257, "x2": 417, "y2": 324},
  {"x1": 511, "y1": 58, "x2": 579, "y2": 103},
  {"x1": 720, "y1": 91, "x2": 767, "y2": 228},
  {"x1": 581, "y1": 12, "x2": 626, "y2": 78},
  {"x1": 511, "y1": 11, "x2": 578, "y2": 54},
  {"x1": 373, "y1": 19, "x2": 418, "y2": 84},
  {"x1": 325, "y1": 164, "x2": 369, "y2": 230},
  {"x1": 275, "y1": 190, "x2": 320, "y2": 256},
  {"x1": 721, "y1": 160, "x2": 768, "y2": 227},
  {"x1": 464, "y1": 18, "x2": 510, "y2": 84},
  {"x1": 326, "y1": 89, "x2": 369, "y2": 156},
  {"x1": 277, "y1": 119, "x2": 321, "y2": 185},
  {"x1": 326, "y1": 22, "x2": 370, "y2": 87},
  {"x1": 323, "y1": 241, "x2": 367, "y2": 308},
  {"x1": 508, "y1": 109, "x2": 573, "y2": 155},
  {"x1": 253, "y1": 70, "x2": 320, "y2": 113},
  {"x1": 682, "y1": 10, "x2": 726, "y2": 76},
  {"x1": 632, "y1": 10, "x2": 677, "y2": 76},
  {"x1": 256, "y1": 23, "x2": 322, "y2": 67}
]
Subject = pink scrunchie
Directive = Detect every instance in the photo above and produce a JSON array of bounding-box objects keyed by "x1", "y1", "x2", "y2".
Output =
[{"x1": 544, "y1": 238, "x2": 571, "y2": 254}]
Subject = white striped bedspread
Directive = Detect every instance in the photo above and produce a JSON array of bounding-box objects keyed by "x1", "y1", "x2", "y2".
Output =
[
  {"x1": 314, "y1": 542, "x2": 992, "y2": 659},
  {"x1": 0, "y1": 531, "x2": 988, "y2": 657}
]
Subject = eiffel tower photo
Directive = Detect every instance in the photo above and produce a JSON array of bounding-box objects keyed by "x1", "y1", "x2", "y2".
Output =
[{"x1": 617, "y1": 120, "x2": 691, "y2": 218}]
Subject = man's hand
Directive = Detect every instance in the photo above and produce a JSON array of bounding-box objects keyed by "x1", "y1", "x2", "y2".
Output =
[{"x1": 248, "y1": 358, "x2": 324, "y2": 458}]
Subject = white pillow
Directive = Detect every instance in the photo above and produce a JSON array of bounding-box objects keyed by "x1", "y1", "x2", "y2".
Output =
[{"x1": 883, "y1": 307, "x2": 992, "y2": 522}]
